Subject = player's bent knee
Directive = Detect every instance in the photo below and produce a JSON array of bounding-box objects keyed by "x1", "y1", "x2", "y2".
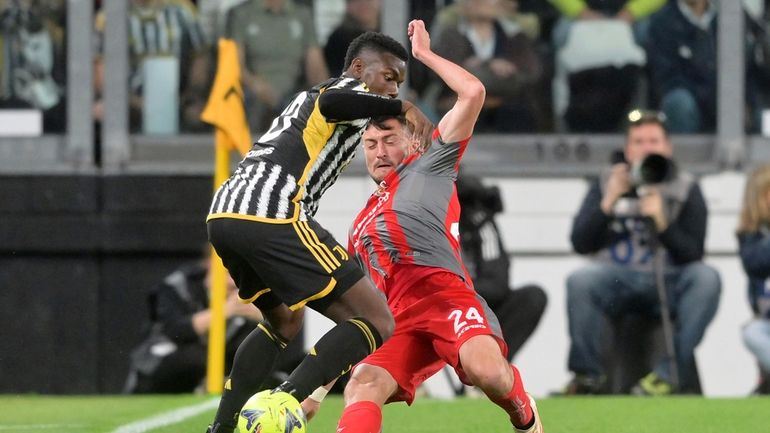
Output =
[
  {"x1": 263, "y1": 306, "x2": 304, "y2": 340},
  {"x1": 460, "y1": 336, "x2": 512, "y2": 395},
  {"x1": 466, "y1": 361, "x2": 512, "y2": 395},
  {"x1": 344, "y1": 364, "x2": 397, "y2": 406}
]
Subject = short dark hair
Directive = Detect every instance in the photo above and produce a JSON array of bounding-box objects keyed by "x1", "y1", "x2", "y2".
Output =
[
  {"x1": 343, "y1": 32, "x2": 408, "y2": 70},
  {"x1": 366, "y1": 115, "x2": 409, "y2": 132}
]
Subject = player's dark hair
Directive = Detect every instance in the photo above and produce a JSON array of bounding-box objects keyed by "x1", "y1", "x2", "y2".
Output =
[
  {"x1": 343, "y1": 32, "x2": 408, "y2": 70},
  {"x1": 367, "y1": 115, "x2": 409, "y2": 132}
]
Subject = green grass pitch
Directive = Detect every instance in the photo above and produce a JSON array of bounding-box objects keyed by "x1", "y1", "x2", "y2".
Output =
[{"x1": 0, "y1": 394, "x2": 767, "y2": 433}]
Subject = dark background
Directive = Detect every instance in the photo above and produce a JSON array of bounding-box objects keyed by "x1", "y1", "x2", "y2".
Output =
[{"x1": 0, "y1": 174, "x2": 211, "y2": 393}]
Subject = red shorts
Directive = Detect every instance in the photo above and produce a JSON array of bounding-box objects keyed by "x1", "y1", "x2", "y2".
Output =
[{"x1": 356, "y1": 271, "x2": 507, "y2": 404}]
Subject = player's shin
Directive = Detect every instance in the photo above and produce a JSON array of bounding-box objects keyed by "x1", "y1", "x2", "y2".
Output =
[
  {"x1": 486, "y1": 364, "x2": 535, "y2": 430},
  {"x1": 209, "y1": 322, "x2": 289, "y2": 432},
  {"x1": 276, "y1": 317, "x2": 383, "y2": 400}
]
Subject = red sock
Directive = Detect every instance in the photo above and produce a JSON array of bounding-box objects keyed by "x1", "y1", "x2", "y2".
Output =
[
  {"x1": 336, "y1": 401, "x2": 382, "y2": 433},
  {"x1": 488, "y1": 364, "x2": 533, "y2": 429}
]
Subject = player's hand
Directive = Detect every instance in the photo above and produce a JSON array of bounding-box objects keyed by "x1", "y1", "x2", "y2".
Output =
[
  {"x1": 638, "y1": 187, "x2": 668, "y2": 232},
  {"x1": 408, "y1": 19, "x2": 431, "y2": 61},
  {"x1": 301, "y1": 397, "x2": 321, "y2": 421},
  {"x1": 600, "y1": 163, "x2": 631, "y2": 214},
  {"x1": 402, "y1": 100, "x2": 433, "y2": 153}
]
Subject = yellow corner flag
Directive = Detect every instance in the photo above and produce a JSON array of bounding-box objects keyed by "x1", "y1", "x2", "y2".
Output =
[
  {"x1": 202, "y1": 38, "x2": 252, "y2": 156},
  {"x1": 201, "y1": 38, "x2": 252, "y2": 394}
]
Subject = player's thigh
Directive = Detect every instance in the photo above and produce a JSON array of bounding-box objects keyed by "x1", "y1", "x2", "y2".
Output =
[
  {"x1": 355, "y1": 328, "x2": 443, "y2": 405},
  {"x1": 419, "y1": 274, "x2": 508, "y2": 379},
  {"x1": 209, "y1": 217, "x2": 364, "y2": 313},
  {"x1": 260, "y1": 218, "x2": 365, "y2": 312},
  {"x1": 208, "y1": 219, "x2": 273, "y2": 305}
]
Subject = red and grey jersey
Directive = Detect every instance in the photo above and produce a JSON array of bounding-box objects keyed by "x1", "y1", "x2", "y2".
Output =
[{"x1": 349, "y1": 129, "x2": 472, "y2": 302}]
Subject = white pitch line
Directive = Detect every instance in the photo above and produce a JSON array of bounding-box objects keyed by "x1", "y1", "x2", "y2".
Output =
[{"x1": 109, "y1": 398, "x2": 219, "y2": 433}]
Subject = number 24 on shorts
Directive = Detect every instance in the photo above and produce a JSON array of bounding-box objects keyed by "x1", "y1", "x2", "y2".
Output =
[{"x1": 448, "y1": 307, "x2": 484, "y2": 335}]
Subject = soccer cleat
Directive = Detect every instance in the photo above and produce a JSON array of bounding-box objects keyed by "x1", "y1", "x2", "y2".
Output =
[
  {"x1": 631, "y1": 372, "x2": 673, "y2": 396},
  {"x1": 514, "y1": 394, "x2": 543, "y2": 433},
  {"x1": 272, "y1": 380, "x2": 299, "y2": 397}
]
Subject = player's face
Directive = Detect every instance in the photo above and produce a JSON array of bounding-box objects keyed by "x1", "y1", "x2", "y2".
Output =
[
  {"x1": 355, "y1": 52, "x2": 406, "y2": 98},
  {"x1": 362, "y1": 119, "x2": 410, "y2": 183},
  {"x1": 624, "y1": 123, "x2": 672, "y2": 164}
]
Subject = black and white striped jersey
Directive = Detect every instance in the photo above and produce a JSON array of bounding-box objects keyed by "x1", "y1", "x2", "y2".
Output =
[{"x1": 208, "y1": 76, "x2": 370, "y2": 223}]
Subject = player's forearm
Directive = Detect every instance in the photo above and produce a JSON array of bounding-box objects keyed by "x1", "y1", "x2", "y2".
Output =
[
  {"x1": 417, "y1": 49, "x2": 485, "y2": 103},
  {"x1": 318, "y1": 89, "x2": 401, "y2": 121}
]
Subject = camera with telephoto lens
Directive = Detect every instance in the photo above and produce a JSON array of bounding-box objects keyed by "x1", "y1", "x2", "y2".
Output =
[{"x1": 611, "y1": 151, "x2": 675, "y2": 186}]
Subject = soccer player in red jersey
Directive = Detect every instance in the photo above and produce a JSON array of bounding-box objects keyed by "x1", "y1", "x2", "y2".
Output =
[{"x1": 303, "y1": 19, "x2": 543, "y2": 433}]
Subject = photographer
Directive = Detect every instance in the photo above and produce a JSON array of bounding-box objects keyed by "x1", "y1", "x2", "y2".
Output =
[
  {"x1": 563, "y1": 110, "x2": 721, "y2": 395},
  {"x1": 457, "y1": 171, "x2": 547, "y2": 361}
]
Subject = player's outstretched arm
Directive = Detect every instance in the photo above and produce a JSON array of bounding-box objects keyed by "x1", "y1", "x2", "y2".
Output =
[{"x1": 408, "y1": 19, "x2": 485, "y2": 144}]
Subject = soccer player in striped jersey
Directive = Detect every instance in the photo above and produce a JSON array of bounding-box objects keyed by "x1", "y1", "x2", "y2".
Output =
[
  {"x1": 303, "y1": 20, "x2": 543, "y2": 433},
  {"x1": 205, "y1": 32, "x2": 433, "y2": 433}
]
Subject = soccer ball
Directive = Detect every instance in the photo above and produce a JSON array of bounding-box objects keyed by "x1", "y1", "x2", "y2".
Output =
[{"x1": 237, "y1": 390, "x2": 307, "y2": 433}]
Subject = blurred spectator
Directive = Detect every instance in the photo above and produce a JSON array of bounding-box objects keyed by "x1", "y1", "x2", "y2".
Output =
[
  {"x1": 746, "y1": 0, "x2": 770, "y2": 134},
  {"x1": 432, "y1": 0, "x2": 544, "y2": 132},
  {"x1": 124, "y1": 257, "x2": 263, "y2": 394},
  {"x1": 550, "y1": 0, "x2": 665, "y2": 48},
  {"x1": 554, "y1": 18, "x2": 645, "y2": 132},
  {"x1": 564, "y1": 111, "x2": 720, "y2": 395},
  {"x1": 648, "y1": 1, "x2": 770, "y2": 134},
  {"x1": 737, "y1": 163, "x2": 770, "y2": 395},
  {"x1": 94, "y1": 0, "x2": 211, "y2": 133},
  {"x1": 196, "y1": 0, "x2": 246, "y2": 41},
  {"x1": 457, "y1": 171, "x2": 548, "y2": 360},
  {"x1": 323, "y1": 0, "x2": 380, "y2": 77},
  {"x1": 0, "y1": 0, "x2": 66, "y2": 132},
  {"x1": 646, "y1": 0, "x2": 716, "y2": 133},
  {"x1": 225, "y1": 0, "x2": 329, "y2": 132},
  {"x1": 432, "y1": 0, "x2": 541, "y2": 41},
  {"x1": 549, "y1": 0, "x2": 661, "y2": 133},
  {"x1": 517, "y1": 0, "x2": 560, "y2": 42}
]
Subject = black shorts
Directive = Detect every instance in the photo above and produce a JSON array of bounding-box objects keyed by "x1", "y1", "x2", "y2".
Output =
[{"x1": 207, "y1": 217, "x2": 365, "y2": 312}]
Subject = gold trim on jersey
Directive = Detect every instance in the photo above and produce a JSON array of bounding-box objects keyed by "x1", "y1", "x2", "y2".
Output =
[
  {"x1": 292, "y1": 222, "x2": 338, "y2": 273},
  {"x1": 295, "y1": 97, "x2": 337, "y2": 196},
  {"x1": 303, "y1": 96, "x2": 335, "y2": 162},
  {"x1": 299, "y1": 221, "x2": 341, "y2": 268},
  {"x1": 240, "y1": 288, "x2": 272, "y2": 304},
  {"x1": 333, "y1": 245, "x2": 349, "y2": 261},
  {"x1": 207, "y1": 213, "x2": 296, "y2": 224},
  {"x1": 289, "y1": 277, "x2": 337, "y2": 311}
]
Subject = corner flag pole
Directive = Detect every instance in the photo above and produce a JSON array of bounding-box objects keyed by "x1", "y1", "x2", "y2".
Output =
[
  {"x1": 206, "y1": 133, "x2": 231, "y2": 394},
  {"x1": 201, "y1": 38, "x2": 252, "y2": 394}
]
